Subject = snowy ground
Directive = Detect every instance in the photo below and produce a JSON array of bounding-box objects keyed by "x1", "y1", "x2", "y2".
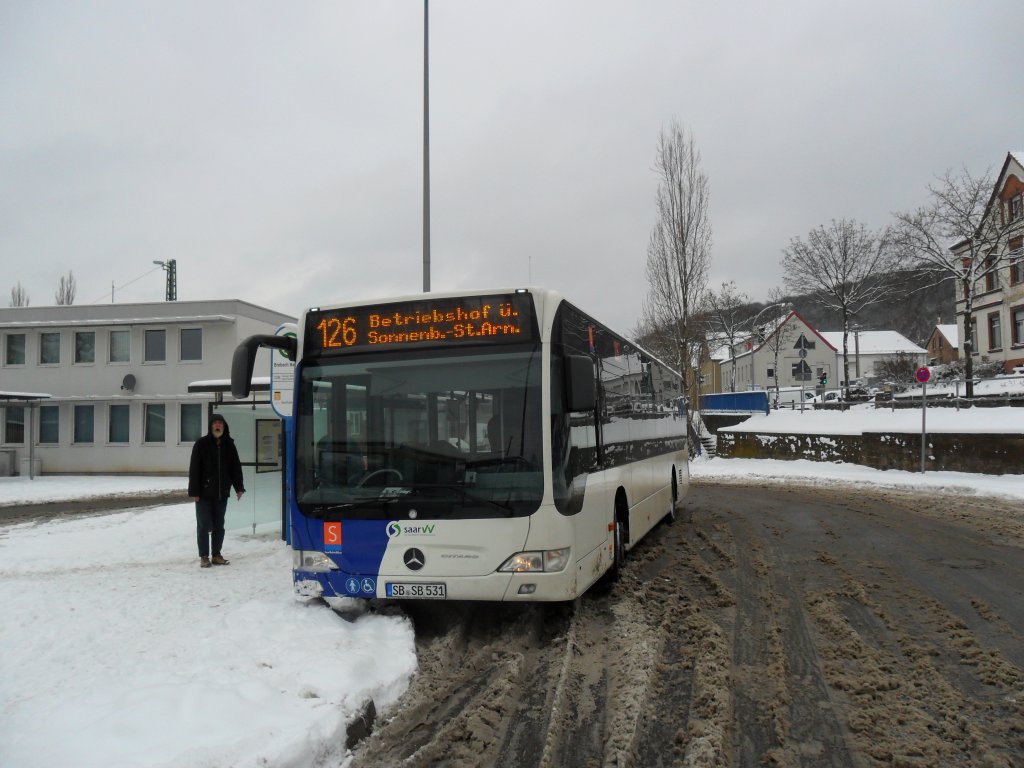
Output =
[
  {"x1": 1, "y1": 455, "x2": 1021, "y2": 768},
  {"x1": 0, "y1": 481, "x2": 417, "y2": 768}
]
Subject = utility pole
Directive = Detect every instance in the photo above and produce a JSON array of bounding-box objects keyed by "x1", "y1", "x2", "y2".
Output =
[{"x1": 153, "y1": 259, "x2": 177, "y2": 301}]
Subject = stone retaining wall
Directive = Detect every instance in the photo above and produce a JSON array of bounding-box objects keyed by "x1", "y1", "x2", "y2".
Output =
[{"x1": 717, "y1": 431, "x2": 1024, "y2": 474}]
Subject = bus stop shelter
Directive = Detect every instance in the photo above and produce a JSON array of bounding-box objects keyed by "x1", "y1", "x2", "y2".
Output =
[
  {"x1": 0, "y1": 391, "x2": 52, "y2": 479},
  {"x1": 187, "y1": 377, "x2": 286, "y2": 539}
]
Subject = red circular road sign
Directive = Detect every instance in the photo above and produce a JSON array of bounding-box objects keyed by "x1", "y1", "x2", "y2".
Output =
[{"x1": 915, "y1": 366, "x2": 931, "y2": 383}]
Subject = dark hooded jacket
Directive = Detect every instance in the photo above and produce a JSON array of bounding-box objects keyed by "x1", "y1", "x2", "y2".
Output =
[{"x1": 187, "y1": 414, "x2": 245, "y2": 500}]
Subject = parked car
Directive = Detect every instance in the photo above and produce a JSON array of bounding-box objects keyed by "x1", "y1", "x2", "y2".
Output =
[{"x1": 809, "y1": 385, "x2": 873, "y2": 406}]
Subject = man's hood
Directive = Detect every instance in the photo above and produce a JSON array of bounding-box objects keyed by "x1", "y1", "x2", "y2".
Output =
[{"x1": 208, "y1": 413, "x2": 231, "y2": 437}]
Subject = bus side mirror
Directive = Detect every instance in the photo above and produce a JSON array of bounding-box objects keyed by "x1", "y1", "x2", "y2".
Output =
[
  {"x1": 231, "y1": 334, "x2": 297, "y2": 399},
  {"x1": 566, "y1": 355, "x2": 596, "y2": 412}
]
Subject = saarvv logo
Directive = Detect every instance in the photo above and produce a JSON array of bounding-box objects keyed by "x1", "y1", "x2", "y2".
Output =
[{"x1": 386, "y1": 521, "x2": 436, "y2": 538}]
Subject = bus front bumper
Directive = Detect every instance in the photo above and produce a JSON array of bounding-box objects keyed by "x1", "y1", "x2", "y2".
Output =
[{"x1": 293, "y1": 567, "x2": 580, "y2": 602}]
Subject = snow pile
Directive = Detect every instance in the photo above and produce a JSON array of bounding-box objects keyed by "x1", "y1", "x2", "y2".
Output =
[
  {"x1": 722, "y1": 405, "x2": 1024, "y2": 435},
  {"x1": 0, "y1": 500, "x2": 417, "y2": 768}
]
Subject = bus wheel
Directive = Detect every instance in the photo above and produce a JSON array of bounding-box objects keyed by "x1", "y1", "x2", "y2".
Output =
[
  {"x1": 665, "y1": 472, "x2": 679, "y2": 525},
  {"x1": 613, "y1": 518, "x2": 625, "y2": 573},
  {"x1": 608, "y1": 493, "x2": 628, "y2": 581}
]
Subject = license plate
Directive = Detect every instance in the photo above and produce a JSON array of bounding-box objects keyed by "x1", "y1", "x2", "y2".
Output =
[{"x1": 386, "y1": 582, "x2": 446, "y2": 599}]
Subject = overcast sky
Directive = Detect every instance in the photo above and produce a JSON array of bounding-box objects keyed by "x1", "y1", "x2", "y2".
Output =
[{"x1": 2, "y1": 1, "x2": 1021, "y2": 334}]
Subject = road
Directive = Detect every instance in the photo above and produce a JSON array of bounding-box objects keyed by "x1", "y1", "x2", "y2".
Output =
[{"x1": 346, "y1": 480, "x2": 1024, "y2": 767}]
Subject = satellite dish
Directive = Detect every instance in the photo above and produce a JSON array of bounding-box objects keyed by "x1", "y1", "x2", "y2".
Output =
[{"x1": 121, "y1": 374, "x2": 136, "y2": 391}]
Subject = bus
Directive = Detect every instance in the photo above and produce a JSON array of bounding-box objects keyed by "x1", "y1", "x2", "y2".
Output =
[{"x1": 231, "y1": 288, "x2": 689, "y2": 601}]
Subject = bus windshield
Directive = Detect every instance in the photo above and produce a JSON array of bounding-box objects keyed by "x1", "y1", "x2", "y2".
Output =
[{"x1": 295, "y1": 346, "x2": 544, "y2": 520}]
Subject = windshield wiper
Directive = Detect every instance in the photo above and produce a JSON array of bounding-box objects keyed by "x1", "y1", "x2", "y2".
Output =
[
  {"x1": 308, "y1": 496, "x2": 400, "y2": 516},
  {"x1": 467, "y1": 455, "x2": 535, "y2": 472},
  {"x1": 446, "y1": 485, "x2": 515, "y2": 514}
]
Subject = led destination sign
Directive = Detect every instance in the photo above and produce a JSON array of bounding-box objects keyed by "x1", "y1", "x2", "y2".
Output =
[{"x1": 304, "y1": 293, "x2": 536, "y2": 355}]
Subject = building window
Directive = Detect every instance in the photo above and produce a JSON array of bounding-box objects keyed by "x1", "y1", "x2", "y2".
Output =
[
  {"x1": 144, "y1": 330, "x2": 166, "y2": 363},
  {"x1": 983, "y1": 255, "x2": 999, "y2": 292},
  {"x1": 74, "y1": 405, "x2": 95, "y2": 444},
  {"x1": 1010, "y1": 195, "x2": 1023, "y2": 222},
  {"x1": 1012, "y1": 306, "x2": 1024, "y2": 347},
  {"x1": 4, "y1": 406, "x2": 25, "y2": 444},
  {"x1": 180, "y1": 328, "x2": 202, "y2": 362},
  {"x1": 1010, "y1": 238, "x2": 1024, "y2": 286},
  {"x1": 75, "y1": 331, "x2": 96, "y2": 364},
  {"x1": 109, "y1": 404, "x2": 130, "y2": 444},
  {"x1": 180, "y1": 403, "x2": 203, "y2": 443},
  {"x1": 144, "y1": 403, "x2": 166, "y2": 443},
  {"x1": 40, "y1": 332, "x2": 60, "y2": 365},
  {"x1": 39, "y1": 405, "x2": 59, "y2": 444},
  {"x1": 109, "y1": 329, "x2": 130, "y2": 363},
  {"x1": 988, "y1": 313, "x2": 1002, "y2": 351},
  {"x1": 766, "y1": 367, "x2": 775, "y2": 379},
  {"x1": 5, "y1": 333, "x2": 26, "y2": 365}
]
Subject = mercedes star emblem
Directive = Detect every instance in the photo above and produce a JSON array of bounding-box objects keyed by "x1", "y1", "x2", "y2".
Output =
[{"x1": 403, "y1": 548, "x2": 425, "y2": 571}]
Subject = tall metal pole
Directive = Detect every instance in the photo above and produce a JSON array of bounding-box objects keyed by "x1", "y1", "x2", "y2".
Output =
[
  {"x1": 854, "y1": 327, "x2": 861, "y2": 379},
  {"x1": 422, "y1": 0, "x2": 431, "y2": 293},
  {"x1": 920, "y1": 379, "x2": 928, "y2": 473}
]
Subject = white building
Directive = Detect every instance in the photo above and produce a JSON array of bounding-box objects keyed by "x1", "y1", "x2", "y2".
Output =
[
  {"x1": 818, "y1": 330, "x2": 927, "y2": 383},
  {"x1": 718, "y1": 310, "x2": 838, "y2": 392},
  {"x1": 0, "y1": 300, "x2": 295, "y2": 475},
  {"x1": 953, "y1": 150, "x2": 1024, "y2": 374}
]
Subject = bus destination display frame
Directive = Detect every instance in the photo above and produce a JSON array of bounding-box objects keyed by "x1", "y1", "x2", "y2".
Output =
[{"x1": 304, "y1": 293, "x2": 537, "y2": 356}]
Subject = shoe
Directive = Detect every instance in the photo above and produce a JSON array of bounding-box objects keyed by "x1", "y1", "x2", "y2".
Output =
[
  {"x1": 200, "y1": 557, "x2": 211, "y2": 568},
  {"x1": 211, "y1": 555, "x2": 230, "y2": 566}
]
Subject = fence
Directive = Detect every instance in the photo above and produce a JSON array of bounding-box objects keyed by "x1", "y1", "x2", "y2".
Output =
[{"x1": 698, "y1": 391, "x2": 770, "y2": 415}]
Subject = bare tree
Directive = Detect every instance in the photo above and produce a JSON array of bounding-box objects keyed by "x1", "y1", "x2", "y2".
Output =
[
  {"x1": 9, "y1": 282, "x2": 30, "y2": 307},
  {"x1": 755, "y1": 288, "x2": 796, "y2": 403},
  {"x1": 55, "y1": 270, "x2": 77, "y2": 305},
  {"x1": 782, "y1": 219, "x2": 898, "y2": 397},
  {"x1": 891, "y1": 166, "x2": 1011, "y2": 398},
  {"x1": 703, "y1": 281, "x2": 749, "y2": 392},
  {"x1": 641, "y1": 120, "x2": 711, "y2": 393},
  {"x1": 875, "y1": 351, "x2": 918, "y2": 387}
]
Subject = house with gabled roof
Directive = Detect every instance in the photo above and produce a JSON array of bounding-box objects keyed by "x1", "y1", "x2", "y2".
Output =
[
  {"x1": 953, "y1": 150, "x2": 1024, "y2": 373},
  {"x1": 927, "y1": 324, "x2": 960, "y2": 365},
  {"x1": 818, "y1": 330, "x2": 926, "y2": 383},
  {"x1": 717, "y1": 309, "x2": 837, "y2": 392}
]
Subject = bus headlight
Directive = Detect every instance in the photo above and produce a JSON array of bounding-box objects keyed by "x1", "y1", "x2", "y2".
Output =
[
  {"x1": 294, "y1": 550, "x2": 339, "y2": 572},
  {"x1": 498, "y1": 548, "x2": 570, "y2": 573}
]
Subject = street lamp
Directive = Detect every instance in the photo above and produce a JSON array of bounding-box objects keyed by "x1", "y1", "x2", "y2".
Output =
[
  {"x1": 153, "y1": 260, "x2": 177, "y2": 302},
  {"x1": 850, "y1": 323, "x2": 863, "y2": 381}
]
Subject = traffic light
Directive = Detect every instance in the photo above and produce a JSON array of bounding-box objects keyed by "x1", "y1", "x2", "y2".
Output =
[{"x1": 819, "y1": 372, "x2": 828, "y2": 386}]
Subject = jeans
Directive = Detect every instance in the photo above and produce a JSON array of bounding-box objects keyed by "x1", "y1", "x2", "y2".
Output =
[{"x1": 195, "y1": 498, "x2": 228, "y2": 557}]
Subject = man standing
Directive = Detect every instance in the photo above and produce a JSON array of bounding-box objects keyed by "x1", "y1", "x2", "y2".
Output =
[{"x1": 188, "y1": 413, "x2": 245, "y2": 568}]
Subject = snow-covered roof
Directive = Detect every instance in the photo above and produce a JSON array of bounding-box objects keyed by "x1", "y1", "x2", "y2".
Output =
[
  {"x1": 187, "y1": 376, "x2": 271, "y2": 393},
  {"x1": 935, "y1": 324, "x2": 959, "y2": 347},
  {"x1": 0, "y1": 391, "x2": 52, "y2": 400},
  {"x1": 819, "y1": 330, "x2": 925, "y2": 355},
  {"x1": 709, "y1": 343, "x2": 732, "y2": 362},
  {"x1": 0, "y1": 314, "x2": 236, "y2": 329}
]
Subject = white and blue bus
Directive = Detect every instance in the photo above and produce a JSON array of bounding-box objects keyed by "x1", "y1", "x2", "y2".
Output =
[{"x1": 232, "y1": 288, "x2": 689, "y2": 601}]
